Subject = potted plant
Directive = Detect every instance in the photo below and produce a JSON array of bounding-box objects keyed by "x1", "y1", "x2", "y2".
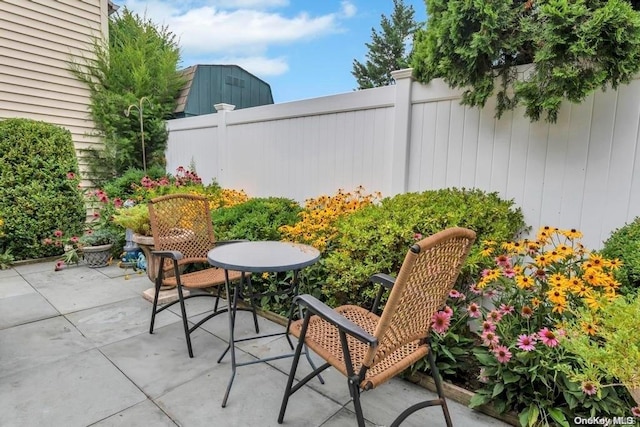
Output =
[
  {"x1": 562, "y1": 292, "x2": 640, "y2": 412},
  {"x1": 80, "y1": 228, "x2": 118, "y2": 268}
]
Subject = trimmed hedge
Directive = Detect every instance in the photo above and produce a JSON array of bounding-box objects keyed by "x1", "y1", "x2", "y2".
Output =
[
  {"x1": 0, "y1": 119, "x2": 86, "y2": 260},
  {"x1": 600, "y1": 217, "x2": 640, "y2": 295},
  {"x1": 322, "y1": 188, "x2": 528, "y2": 306}
]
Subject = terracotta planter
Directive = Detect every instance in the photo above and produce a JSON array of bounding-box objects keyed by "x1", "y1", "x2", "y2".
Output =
[
  {"x1": 82, "y1": 243, "x2": 113, "y2": 268},
  {"x1": 132, "y1": 233, "x2": 160, "y2": 283}
]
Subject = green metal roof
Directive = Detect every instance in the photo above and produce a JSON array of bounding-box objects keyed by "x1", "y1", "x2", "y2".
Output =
[{"x1": 174, "y1": 65, "x2": 274, "y2": 117}]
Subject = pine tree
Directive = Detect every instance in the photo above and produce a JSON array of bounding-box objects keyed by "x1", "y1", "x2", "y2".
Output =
[{"x1": 352, "y1": 0, "x2": 420, "y2": 89}]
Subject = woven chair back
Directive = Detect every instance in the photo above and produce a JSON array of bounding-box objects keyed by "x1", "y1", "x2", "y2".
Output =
[
  {"x1": 365, "y1": 227, "x2": 476, "y2": 367},
  {"x1": 148, "y1": 194, "x2": 215, "y2": 260}
]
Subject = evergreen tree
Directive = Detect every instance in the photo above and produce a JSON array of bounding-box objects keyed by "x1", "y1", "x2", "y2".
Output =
[
  {"x1": 71, "y1": 8, "x2": 184, "y2": 184},
  {"x1": 412, "y1": 0, "x2": 640, "y2": 123},
  {"x1": 352, "y1": 0, "x2": 420, "y2": 89}
]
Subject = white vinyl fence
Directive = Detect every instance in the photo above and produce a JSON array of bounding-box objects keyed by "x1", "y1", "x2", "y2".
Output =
[{"x1": 166, "y1": 69, "x2": 640, "y2": 250}]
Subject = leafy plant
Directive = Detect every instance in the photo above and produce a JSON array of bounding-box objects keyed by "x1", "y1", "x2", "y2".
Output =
[
  {"x1": 70, "y1": 8, "x2": 185, "y2": 183},
  {"x1": 102, "y1": 166, "x2": 168, "y2": 200},
  {"x1": 469, "y1": 227, "x2": 632, "y2": 425},
  {"x1": 79, "y1": 228, "x2": 118, "y2": 247},
  {"x1": 600, "y1": 217, "x2": 640, "y2": 295},
  {"x1": 562, "y1": 292, "x2": 640, "y2": 410},
  {"x1": 321, "y1": 188, "x2": 527, "y2": 306},
  {"x1": 412, "y1": 0, "x2": 640, "y2": 122},
  {"x1": 212, "y1": 197, "x2": 302, "y2": 241},
  {"x1": 0, "y1": 118, "x2": 86, "y2": 260}
]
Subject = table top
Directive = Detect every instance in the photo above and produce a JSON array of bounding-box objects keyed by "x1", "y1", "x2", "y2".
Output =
[{"x1": 207, "y1": 241, "x2": 320, "y2": 273}]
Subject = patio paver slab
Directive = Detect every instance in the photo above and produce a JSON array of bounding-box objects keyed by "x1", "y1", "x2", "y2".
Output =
[
  {"x1": 66, "y1": 296, "x2": 180, "y2": 347},
  {"x1": 0, "y1": 292, "x2": 59, "y2": 330},
  {"x1": 0, "y1": 349, "x2": 146, "y2": 427},
  {"x1": 91, "y1": 399, "x2": 177, "y2": 426},
  {"x1": 99, "y1": 322, "x2": 229, "y2": 399},
  {"x1": 0, "y1": 315, "x2": 94, "y2": 378}
]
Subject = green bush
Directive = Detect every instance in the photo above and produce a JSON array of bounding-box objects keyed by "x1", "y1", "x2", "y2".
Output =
[
  {"x1": 212, "y1": 197, "x2": 302, "y2": 241},
  {"x1": 322, "y1": 188, "x2": 528, "y2": 306},
  {"x1": 0, "y1": 119, "x2": 86, "y2": 260},
  {"x1": 102, "y1": 166, "x2": 167, "y2": 200},
  {"x1": 600, "y1": 217, "x2": 640, "y2": 295}
]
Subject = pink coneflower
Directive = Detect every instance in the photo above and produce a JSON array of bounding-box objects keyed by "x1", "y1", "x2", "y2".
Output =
[
  {"x1": 42, "y1": 238, "x2": 53, "y2": 245},
  {"x1": 469, "y1": 283, "x2": 483, "y2": 295},
  {"x1": 467, "y1": 302, "x2": 482, "y2": 318},
  {"x1": 492, "y1": 345, "x2": 512, "y2": 363},
  {"x1": 114, "y1": 197, "x2": 123, "y2": 209},
  {"x1": 66, "y1": 172, "x2": 76, "y2": 180},
  {"x1": 503, "y1": 268, "x2": 516, "y2": 278},
  {"x1": 516, "y1": 334, "x2": 537, "y2": 352},
  {"x1": 441, "y1": 306, "x2": 453, "y2": 318},
  {"x1": 481, "y1": 321, "x2": 496, "y2": 333},
  {"x1": 632, "y1": 406, "x2": 640, "y2": 418},
  {"x1": 431, "y1": 311, "x2": 451, "y2": 334},
  {"x1": 521, "y1": 305, "x2": 534, "y2": 318},
  {"x1": 54, "y1": 260, "x2": 65, "y2": 271},
  {"x1": 70, "y1": 236, "x2": 79, "y2": 243},
  {"x1": 499, "y1": 304, "x2": 514, "y2": 315},
  {"x1": 538, "y1": 327, "x2": 560, "y2": 347},
  {"x1": 177, "y1": 165, "x2": 185, "y2": 172},
  {"x1": 481, "y1": 269, "x2": 491, "y2": 277},
  {"x1": 487, "y1": 310, "x2": 503, "y2": 323},
  {"x1": 481, "y1": 331, "x2": 500, "y2": 347},
  {"x1": 449, "y1": 290, "x2": 462, "y2": 299},
  {"x1": 414, "y1": 233, "x2": 423, "y2": 241},
  {"x1": 54, "y1": 230, "x2": 63, "y2": 238},
  {"x1": 495, "y1": 254, "x2": 511, "y2": 268},
  {"x1": 581, "y1": 381, "x2": 597, "y2": 395}
]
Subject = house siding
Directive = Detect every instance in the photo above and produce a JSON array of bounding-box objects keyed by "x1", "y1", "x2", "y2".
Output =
[{"x1": 0, "y1": 0, "x2": 108, "y2": 168}]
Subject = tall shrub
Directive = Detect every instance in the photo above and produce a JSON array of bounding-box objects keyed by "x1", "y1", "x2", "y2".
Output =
[
  {"x1": 322, "y1": 188, "x2": 527, "y2": 306},
  {"x1": 71, "y1": 8, "x2": 184, "y2": 184},
  {"x1": 600, "y1": 217, "x2": 640, "y2": 295},
  {"x1": 412, "y1": 0, "x2": 640, "y2": 122},
  {"x1": 0, "y1": 119, "x2": 86, "y2": 260}
]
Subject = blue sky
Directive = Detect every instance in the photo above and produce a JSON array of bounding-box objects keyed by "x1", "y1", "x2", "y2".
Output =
[{"x1": 121, "y1": 0, "x2": 427, "y2": 103}]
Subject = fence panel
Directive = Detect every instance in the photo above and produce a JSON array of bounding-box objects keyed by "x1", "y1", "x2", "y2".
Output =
[{"x1": 166, "y1": 72, "x2": 640, "y2": 249}]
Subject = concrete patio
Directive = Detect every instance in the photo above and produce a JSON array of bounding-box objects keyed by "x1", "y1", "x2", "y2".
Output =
[{"x1": 0, "y1": 260, "x2": 511, "y2": 427}]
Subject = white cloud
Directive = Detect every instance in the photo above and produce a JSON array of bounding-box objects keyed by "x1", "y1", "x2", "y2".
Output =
[
  {"x1": 170, "y1": 8, "x2": 338, "y2": 54},
  {"x1": 122, "y1": 0, "x2": 355, "y2": 77},
  {"x1": 204, "y1": 0, "x2": 289, "y2": 9},
  {"x1": 341, "y1": 1, "x2": 357, "y2": 18}
]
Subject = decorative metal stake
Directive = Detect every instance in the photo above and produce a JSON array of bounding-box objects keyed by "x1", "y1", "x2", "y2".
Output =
[{"x1": 125, "y1": 96, "x2": 152, "y2": 173}]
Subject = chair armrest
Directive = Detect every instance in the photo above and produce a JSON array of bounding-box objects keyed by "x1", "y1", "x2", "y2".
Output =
[
  {"x1": 151, "y1": 250, "x2": 184, "y2": 261},
  {"x1": 294, "y1": 294, "x2": 377, "y2": 347},
  {"x1": 370, "y1": 273, "x2": 395, "y2": 289}
]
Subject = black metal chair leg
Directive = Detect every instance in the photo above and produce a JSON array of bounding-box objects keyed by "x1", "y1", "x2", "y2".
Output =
[
  {"x1": 390, "y1": 345, "x2": 453, "y2": 427},
  {"x1": 349, "y1": 377, "x2": 366, "y2": 427},
  {"x1": 149, "y1": 276, "x2": 162, "y2": 334},
  {"x1": 176, "y1": 283, "x2": 194, "y2": 358},
  {"x1": 278, "y1": 314, "x2": 311, "y2": 424},
  {"x1": 428, "y1": 346, "x2": 453, "y2": 427}
]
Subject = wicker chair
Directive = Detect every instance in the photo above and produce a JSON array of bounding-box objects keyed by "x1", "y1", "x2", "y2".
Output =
[
  {"x1": 148, "y1": 193, "x2": 258, "y2": 358},
  {"x1": 278, "y1": 227, "x2": 476, "y2": 426}
]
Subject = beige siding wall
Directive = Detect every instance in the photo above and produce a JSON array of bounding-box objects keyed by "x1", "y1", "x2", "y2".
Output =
[{"x1": 0, "y1": 0, "x2": 108, "y2": 170}]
